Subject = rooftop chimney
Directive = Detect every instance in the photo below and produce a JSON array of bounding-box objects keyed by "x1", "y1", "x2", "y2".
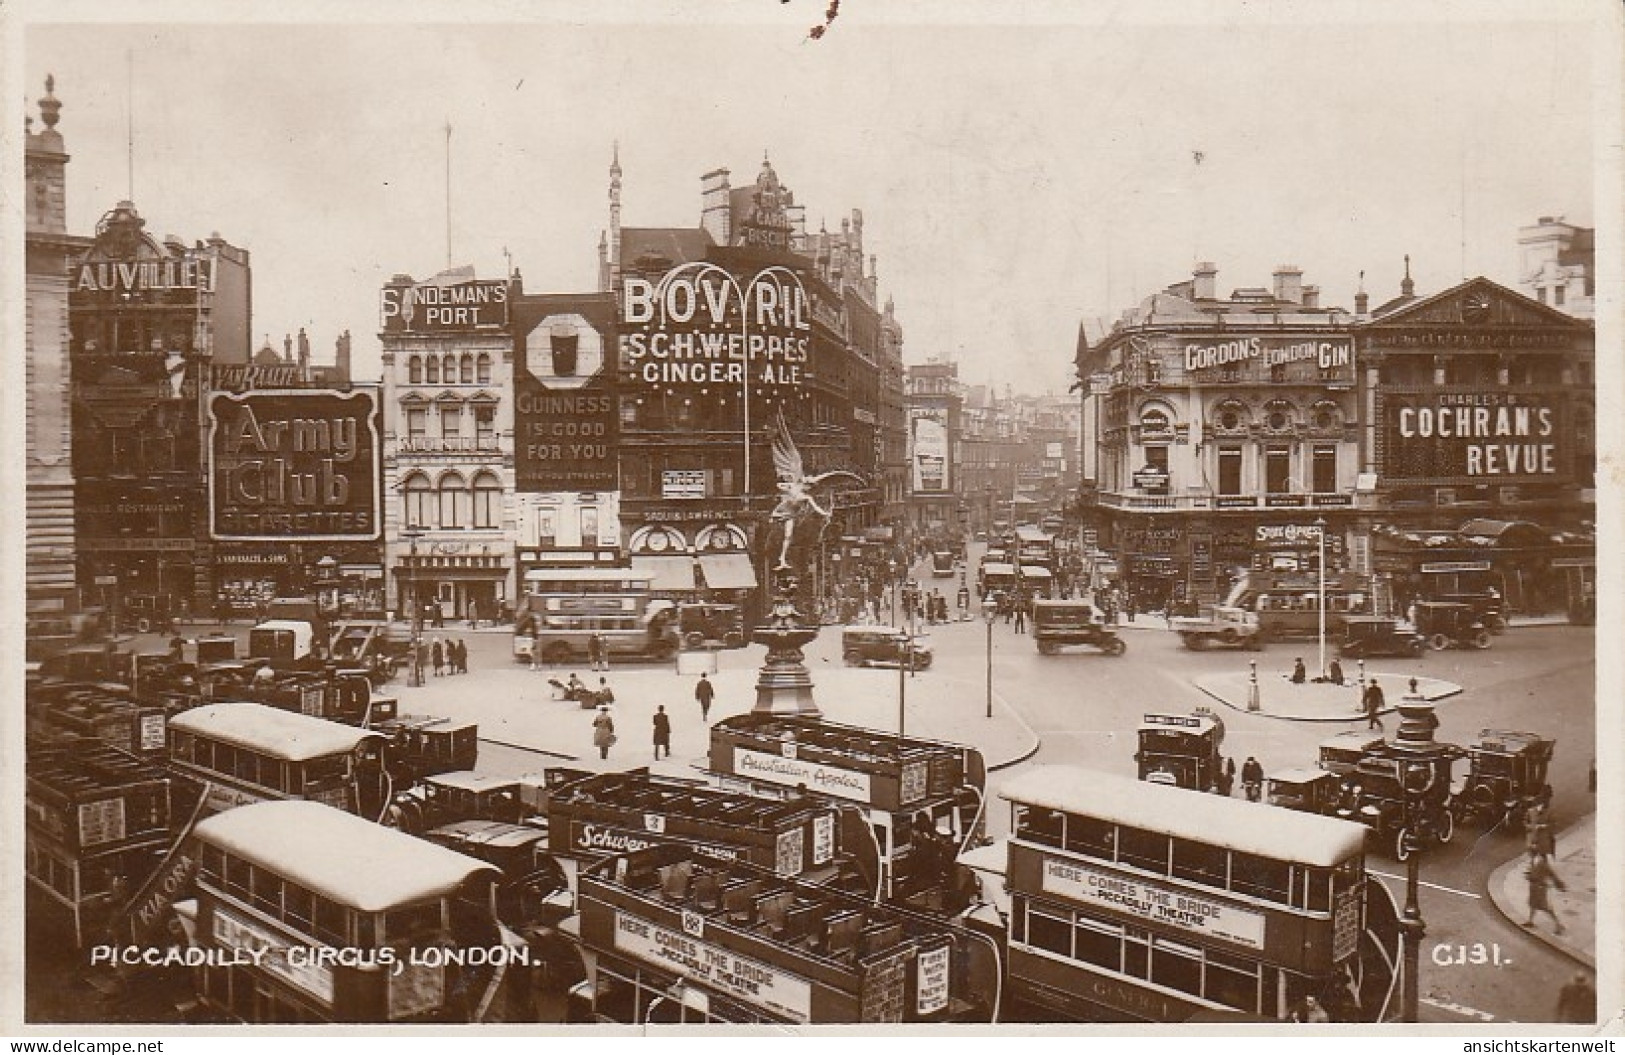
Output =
[
  {"x1": 1273, "y1": 265, "x2": 1304, "y2": 304},
  {"x1": 1301, "y1": 285, "x2": 1320, "y2": 310},
  {"x1": 1193, "y1": 262, "x2": 1218, "y2": 300}
]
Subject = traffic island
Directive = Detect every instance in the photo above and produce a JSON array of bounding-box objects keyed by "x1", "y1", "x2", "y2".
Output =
[{"x1": 1192, "y1": 667, "x2": 1462, "y2": 722}]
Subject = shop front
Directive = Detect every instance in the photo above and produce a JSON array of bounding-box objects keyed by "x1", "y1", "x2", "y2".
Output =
[
  {"x1": 211, "y1": 542, "x2": 384, "y2": 621},
  {"x1": 392, "y1": 541, "x2": 510, "y2": 627},
  {"x1": 1370, "y1": 519, "x2": 1593, "y2": 622}
]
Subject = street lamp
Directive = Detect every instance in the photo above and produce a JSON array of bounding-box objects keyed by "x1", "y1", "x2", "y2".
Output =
[
  {"x1": 982, "y1": 594, "x2": 998, "y2": 718},
  {"x1": 1315, "y1": 515, "x2": 1327, "y2": 680},
  {"x1": 896, "y1": 628, "x2": 910, "y2": 740},
  {"x1": 1389, "y1": 696, "x2": 1451, "y2": 1024},
  {"x1": 888, "y1": 559, "x2": 899, "y2": 626},
  {"x1": 402, "y1": 530, "x2": 424, "y2": 687}
]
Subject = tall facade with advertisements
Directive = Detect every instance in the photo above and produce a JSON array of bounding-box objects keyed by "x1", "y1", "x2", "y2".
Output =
[
  {"x1": 599, "y1": 154, "x2": 891, "y2": 614},
  {"x1": 379, "y1": 269, "x2": 516, "y2": 623},
  {"x1": 1075, "y1": 265, "x2": 1360, "y2": 610},
  {"x1": 1354, "y1": 275, "x2": 1595, "y2": 620},
  {"x1": 905, "y1": 361, "x2": 962, "y2": 538},
  {"x1": 24, "y1": 78, "x2": 92, "y2": 634},
  {"x1": 67, "y1": 198, "x2": 252, "y2": 619}
]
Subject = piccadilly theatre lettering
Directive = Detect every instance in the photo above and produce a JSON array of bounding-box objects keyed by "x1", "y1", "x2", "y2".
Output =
[
  {"x1": 1386, "y1": 393, "x2": 1563, "y2": 480},
  {"x1": 619, "y1": 267, "x2": 810, "y2": 391},
  {"x1": 208, "y1": 391, "x2": 381, "y2": 540}
]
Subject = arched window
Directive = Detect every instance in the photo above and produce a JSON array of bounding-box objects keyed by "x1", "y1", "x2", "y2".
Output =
[
  {"x1": 1139, "y1": 407, "x2": 1172, "y2": 435},
  {"x1": 476, "y1": 353, "x2": 492, "y2": 384},
  {"x1": 425, "y1": 356, "x2": 440, "y2": 384},
  {"x1": 438, "y1": 472, "x2": 468, "y2": 529},
  {"x1": 1263, "y1": 400, "x2": 1295, "y2": 433},
  {"x1": 472, "y1": 471, "x2": 502, "y2": 529},
  {"x1": 408, "y1": 355, "x2": 423, "y2": 384},
  {"x1": 460, "y1": 354, "x2": 475, "y2": 384},
  {"x1": 1212, "y1": 400, "x2": 1248, "y2": 433},
  {"x1": 1311, "y1": 400, "x2": 1342, "y2": 431},
  {"x1": 402, "y1": 472, "x2": 433, "y2": 529}
]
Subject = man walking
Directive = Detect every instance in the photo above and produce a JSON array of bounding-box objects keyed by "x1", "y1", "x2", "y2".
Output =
[
  {"x1": 652, "y1": 705, "x2": 672, "y2": 760},
  {"x1": 431, "y1": 637, "x2": 444, "y2": 677},
  {"x1": 1362, "y1": 679, "x2": 1385, "y2": 730},
  {"x1": 695, "y1": 672, "x2": 715, "y2": 723}
]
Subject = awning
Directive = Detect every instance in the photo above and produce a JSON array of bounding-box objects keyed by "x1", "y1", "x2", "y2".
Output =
[
  {"x1": 698, "y1": 553, "x2": 757, "y2": 591},
  {"x1": 630, "y1": 555, "x2": 696, "y2": 592}
]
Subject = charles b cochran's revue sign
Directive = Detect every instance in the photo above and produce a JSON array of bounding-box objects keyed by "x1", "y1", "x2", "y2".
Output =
[
  {"x1": 208, "y1": 390, "x2": 381, "y2": 541},
  {"x1": 1385, "y1": 391, "x2": 1565, "y2": 481}
]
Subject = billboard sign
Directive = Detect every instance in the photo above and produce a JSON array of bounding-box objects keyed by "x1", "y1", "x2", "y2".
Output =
[
  {"x1": 1182, "y1": 335, "x2": 1354, "y2": 384},
  {"x1": 380, "y1": 270, "x2": 509, "y2": 333},
  {"x1": 515, "y1": 310, "x2": 618, "y2": 492},
  {"x1": 619, "y1": 265, "x2": 809, "y2": 393},
  {"x1": 208, "y1": 390, "x2": 380, "y2": 541},
  {"x1": 911, "y1": 413, "x2": 950, "y2": 494},
  {"x1": 1384, "y1": 392, "x2": 1563, "y2": 481}
]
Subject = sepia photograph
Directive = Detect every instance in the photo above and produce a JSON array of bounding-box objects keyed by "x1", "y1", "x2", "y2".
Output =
[{"x1": 4, "y1": 0, "x2": 1619, "y2": 1038}]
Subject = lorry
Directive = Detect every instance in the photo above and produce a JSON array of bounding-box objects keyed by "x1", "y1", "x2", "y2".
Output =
[{"x1": 1170, "y1": 604, "x2": 1264, "y2": 650}]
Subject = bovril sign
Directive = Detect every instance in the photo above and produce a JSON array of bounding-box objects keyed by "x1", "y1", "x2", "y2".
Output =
[{"x1": 619, "y1": 266, "x2": 810, "y2": 391}]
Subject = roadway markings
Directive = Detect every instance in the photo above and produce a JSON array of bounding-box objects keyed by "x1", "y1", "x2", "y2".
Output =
[
  {"x1": 1421, "y1": 996, "x2": 1498, "y2": 1022},
  {"x1": 1368, "y1": 869, "x2": 1481, "y2": 900}
]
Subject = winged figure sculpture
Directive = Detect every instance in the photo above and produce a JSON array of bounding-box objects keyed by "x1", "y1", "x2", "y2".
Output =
[{"x1": 768, "y1": 410, "x2": 863, "y2": 572}]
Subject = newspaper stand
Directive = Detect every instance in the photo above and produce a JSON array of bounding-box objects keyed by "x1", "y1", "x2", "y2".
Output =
[
  {"x1": 25, "y1": 744, "x2": 174, "y2": 947},
  {"x1": 545, "y1": 768, "x2": 845, "y2": 882},
  {"x1": 572, "y1": 842, "x2": 987, "y2": 1024},
  {"x1": 706, "y1": 715, "x2": 987, "y2": 908}
]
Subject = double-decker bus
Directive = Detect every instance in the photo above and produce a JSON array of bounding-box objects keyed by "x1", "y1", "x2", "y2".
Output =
[
  {"x1": 166, "y1": 702, "x2": 386, "y2": 817},
  {"x1": 1213, "y1": 570, "x2": 1373, "y2": 643},
  {"x1": 1014, "y1": 526, "x2": 1057, "y2": 571},
  {"x1": 707, "y1": 714, "x2": 986, "y2": 912},
  {"x1": 181, "y1": 799, "x2": 527, "y2": 1023},
  {"x1": 571, "y1": 841, "x2": 998, "y2": 1024},
  {"x1": 25, "y1": 744, "x2": 174, "y2": 948},
  {"x1": 512, "y1": 568, "x2": 677, "y2": 665},
  {"x1": 966, "y1": 767, "x2": 1401, "y2": 1022}
]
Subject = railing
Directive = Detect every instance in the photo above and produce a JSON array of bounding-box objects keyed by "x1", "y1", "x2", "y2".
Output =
[{"x1": 1093, "y1": 491, "x2": 1359, "y2": 512}]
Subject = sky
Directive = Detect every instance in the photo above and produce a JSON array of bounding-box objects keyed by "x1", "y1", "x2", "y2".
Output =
[{"x1": 13, "y1": 0, "x2": 1613, "y2": 395}]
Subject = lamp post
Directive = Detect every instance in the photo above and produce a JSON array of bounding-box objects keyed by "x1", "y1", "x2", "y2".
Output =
[
  {"x1": 1315, "y1": 515, "x2": 1327, "y2": 680},
  {"x1": 1389, "y1": 696, "x2": 1450, "y2": 1024},
  {"x1": 983, "y1": 595, "x2": 998, "y2": 718},
  {"x1": 888, "y1": 559, "x2": 899, "y2": 625},
  {"x1": 896, "y1": 628, "x2": 910, "y2": 740},
  {"x1": 402, "y1": 530, "x2": 424, "y2": 687}
]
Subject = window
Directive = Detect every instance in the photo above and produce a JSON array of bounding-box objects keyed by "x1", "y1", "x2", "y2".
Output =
[
  {"x1": 460, "y1": 354, "x2": 474, "y2": 384},
  {"x1": 1312, "y1": 444, "x2": 1337, "y2": 494},
  {"x1": 425, "y1": 356, "x2": 440, "y2": 384},
  {"x1": 476, "y1": 353, "x2": 492, "y2": 384},
  {"x1": 1265, "y1": 446, "x2": 1291, "y2": 494},
  {"x1": 475, "y1": 405, "x2": 496, "y2": 448},
  {"x1": 472, "y1": 472, "x2": 502, "y2": 529},
  {"x1": 402, "y1": 473, "x2": 433, "y2": 529},
  {"x1": 1218, "y1": 446, "x2": 1243, "y2": 496},
  {"x1": 438, "y1": 473, "x2": 467, "y2": 529},
  {"x1": 1140, "y1": 408, "x2": 1171, "y2": 436},
  {"x1": 408, "y1": 356, "x2": 423, "y2": 384},
  {"x1": 1144, "y1": 446, "x2": 1169, "y2": 475},
  {"x1": 441, "y1": 406, "x2": 461, "y2": 444},
  {"x1": 1214, "y1": 403, "x2": 1245, "y2": 432},
  {"x1": 406, "y1": 407, "x2": 428, "y2": 443},
  {"x1": 1554, "y1": 286, "x2": 1566, "y2": 307},
  {"x1": 537, "y1": 509, "x2": 557, "y2": 547},
  {"x1": 581, "y1": 506, "x2": 600, "y2": 544}
]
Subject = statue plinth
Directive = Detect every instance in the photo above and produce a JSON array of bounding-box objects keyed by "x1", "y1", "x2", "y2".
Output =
[{"x1": 752, "y1": 571, "x2": 821, "y2": 717}]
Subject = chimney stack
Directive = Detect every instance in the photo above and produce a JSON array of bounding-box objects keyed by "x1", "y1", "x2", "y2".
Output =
[
  {"x1": 1301, "y1": 285, "x2": 1320, "y2": 310},
  {"x1": 1273, "y1": 265, "x2": 1304, "y2": 304},
  {"x1": 1192, "y1": 262, "x2": 1218, "y2": 300},
  {"x1": 700, "y1": 168, "x2": 732, "y2": 245}
]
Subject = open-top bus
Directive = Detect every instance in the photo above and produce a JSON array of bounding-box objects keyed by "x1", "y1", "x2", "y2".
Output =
[
  {"x1": 964, "y1": 766, "x2": 1401, "y2": 1023},
  {"x1": 166, "y1": 702, "x2": 387, "y2": 817},
  {"x1": 180, "y1": 799, "x2": 529, "y2": 1023},
  {"x1": 512, "y1": 568, "x2": 677, "y2": 665}
]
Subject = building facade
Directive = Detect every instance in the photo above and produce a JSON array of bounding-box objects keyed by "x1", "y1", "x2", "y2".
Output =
[
  {"x1": 1076, "y1": 264, "x2": 1360, "y2": 611},
  {"x1": 68, "y1": 199, "x2": 252, "y2": 621},
  {"x1": 379, "y1": 269, "x2": 517, "y2": 624},
  {"x1": 1517, "y1": 216, "x2": 1593, "y2": 320},
  {"x1": 904, "y1": 360, "x2": 963, "y2": 539},
  {"x1": 24, "y1": 77, "x2": 90, "y2": 636}
]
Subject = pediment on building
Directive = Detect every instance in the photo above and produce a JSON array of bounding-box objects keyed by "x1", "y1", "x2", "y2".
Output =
[{"x1": 1369, "y1": 277, "x2": 1588, "y2": 330}]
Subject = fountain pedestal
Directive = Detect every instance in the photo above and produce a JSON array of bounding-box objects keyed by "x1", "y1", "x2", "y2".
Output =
[{"x1": 751, "y1": 572, "x2": 821, "y2": 716}]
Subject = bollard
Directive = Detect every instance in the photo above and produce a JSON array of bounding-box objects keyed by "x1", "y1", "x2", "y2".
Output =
[{"x1": 1247, "y1": 659, "x2": 1261, "y2": 712}]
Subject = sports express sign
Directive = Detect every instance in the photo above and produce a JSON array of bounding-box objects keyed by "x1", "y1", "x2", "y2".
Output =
[
  {"x1": 1384, "y1": 392, "x2": 1563, "y2": 481},
  {"x1": 208, "y1": 390, "x2": 380, "y2": 541},
  {"x1": 620, "y1": 265, "x2": 809, "y2": 393}
]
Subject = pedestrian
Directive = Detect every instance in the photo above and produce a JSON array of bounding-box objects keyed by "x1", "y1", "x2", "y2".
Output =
[
  {"x1": 596, "y1": 676, "x2": 615, "y2": 705},
  {"x1": 591, "y1": 704, "x2": 616, "y2": 761},
  {"x1": 1523, "y1": 854, "x2": 1566, "y2": 934},
  {"x1": 1014, "y1": 595, "x2": 1028, "y2": 634},
  {"x1": 455, "y1": 638, "x2": 469, "y2": 674},
  {"x1": 433, "y1": 604, "x2": 444, "y2": 629},
  {"x1": 652, "y1": 705, "x2": 672, "y2": 760},
  {"x1": 430, "y1": 637, "x2": 444, "y2": 676},
  {"x1": 1291, "y1": 657, "x2": 1307, "y2": 684},
  {"x1": 1362, "y1": 678, "x2": 1385, "y2": 730},
  {"x1": 695, "y1": 672, "x2": 715, "y2": 722},
  {"x1": 1328, "y1": 658, "x2": 1345, "y2": 686},
  {"x1": 530, "y1": 625, "x2": 542, "y2": 672},
  {"x1": 1555, "y1": 972, "x2": 1597, "y2": 1023},
  {"x1": 957, "y1": 583, "x2": 970, "y2": 620},
  {"x1": 1291, "y1": 994, "x2": 1331, "y2": 1024},
  {"x1": 168, "y1": 634, "x2": 186, "y2": 663},
  {"x1": 468, "y1": 599, "x2": 479, "y2": 629},
  {"x1": 1526, "y1": 803, "x2": 1556, "y2": 861},
  {"x1": 1241, "y1": 756, "x2": 1264, "y2": 802},
  {"x1": 584, "y1": 632, "x2": 600, "y2": 671},
  {"x1": 1219, "y1": 757, "x2": 1237, "y2": 797}
]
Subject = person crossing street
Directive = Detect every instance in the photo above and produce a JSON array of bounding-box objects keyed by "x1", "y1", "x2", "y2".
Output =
[{"x1": 695, "y1": 672, "x2": 715, "y2": 722}]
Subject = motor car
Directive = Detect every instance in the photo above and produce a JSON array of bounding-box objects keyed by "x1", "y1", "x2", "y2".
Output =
[
  {"x1": 1317, "y1": 731, "x2": 1387, "y2": 777},
  {"x1": 1032, "y1": 600, "x2": 1126, "y2": 656},
  {"x1": 1336, "y1": 616, "x2": 1426, "y2": 658},
  {"x1": 1134, "y1": 712, "x2": 1222, "y2": 790},
  {"x1": 1449, "y1": 729, "x2": 1555, "y2": 831},
  {"x1": 1266, "y1": 768, "x2": 1343, "y2": 815},
  {"x1": 1334, "y1": 750, "x2": 1460, "y2": 861},
  {"x1": 930, "y1": 551, "x2": 957, "y2": 578},
  {"x1": 123, "y1": 594, "x2": 175, "y2": 634},
  {"x1": 1411, "y1": 601, "x2": 1492, "y2": 651},
  {"x1": 840, "y1": 625, "x2": 933, "y2": 669},
  {"x1": 676, "y1": 602, "x2": 746, "y2": 650}
]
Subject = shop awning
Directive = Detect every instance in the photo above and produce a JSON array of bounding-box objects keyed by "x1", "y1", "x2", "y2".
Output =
[
  {"x1": 630, "y1": 555, "x2": 697, "y2": 592},
  {"x1": 698, "y1": 553, "x2": 758, "y2": 591}
]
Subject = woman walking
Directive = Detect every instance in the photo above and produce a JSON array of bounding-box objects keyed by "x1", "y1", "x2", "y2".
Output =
[{"x1": 591, "y1": 704, "x2": 616, "y2": 761}]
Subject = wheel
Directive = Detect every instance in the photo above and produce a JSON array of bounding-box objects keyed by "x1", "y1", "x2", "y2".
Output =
[
  {"x1": 1428, "y1": 633, "x2": 1450, "y2": 652},
  {"x1": 1038, "y1": 641, "x2": 1059, "y2": 655},
  {"x1": 1486, "y1": 615, "x2": 1507, "y2": 635},
  {"x1": 723, "y1": 632, "x2": 745, "y2": 649},
  {"x1": 1471, "y1": 629, "x2": 1492, "y2": 650},
  {"x1": 1181, "y1": 633, "x2": 1206, "y2": 651},
  {"x1": 843, "y1": 649, "x2": 865, "y2": 667},
  {"x1": 1219, "y1": 628, "x2": 1237, "y2": 644},
  {"x1": 650, "y1": 640, "x2": 677, "y2": 661},
  {"x1": 683, "y1": 631, "x2": 706, "y2": 649},
  {"x1": 1394, "y1": 827, "x2": 1413, "y2": 862},
  {"x1": 543, "y1": 642, "x2": 573, "y2": 665},
  {"x1": 1104, "y1": 637, "x2": 1127, "y2": 657},
  {"x1": 1435, "y1": 806, "x2": 1456, "y2": 844},
  {"x1": 1408, "y1": 640, "x2": 1425, "y2": 657}
]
